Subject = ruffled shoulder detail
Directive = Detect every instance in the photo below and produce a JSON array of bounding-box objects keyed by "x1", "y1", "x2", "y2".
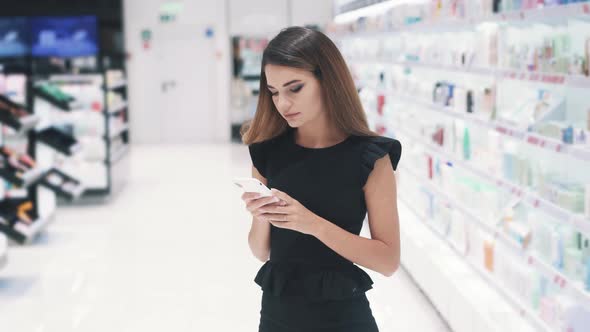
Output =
[
  {"x1": 248, "y1": 141, "x2": 269, "y2": 178},
  {"x1": 254, "y1": 261, "x2": 374, "y2": 301},
  {"x1": 248, "y1": 131, "x2": 289, "y2": 178},
  {"x1": 360, "y1": 136, "x2": 402, "y2": 187}
]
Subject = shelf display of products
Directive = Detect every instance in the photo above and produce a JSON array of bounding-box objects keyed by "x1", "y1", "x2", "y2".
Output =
[
  {"x1": 0, "y1": 95, "x2": 40, "y2": 132},
  {"x1": 328, "y1": 0, "x2": 590, "y2": 35},
  {"x1": 0, "y1": 146, "x2": 46, "y2": 187},
  {"x1": 230, "y1": 36, "x2": 269, "y2": 141},
  {"x1": 33, "y1": 82, "x2": 82, "y2": 111},
  {"x1": 0, "y1": 89, "x2": 54, "y2": 243},
  {"x1": 36, "y1": 126, "x2": 81, "y2": 156},
  {"x1": 35, "y1": 71, "x2": 130, "y2": 198},
  {"x1": 39, "y1": 168, "x2": 84, "y2": 200},
  {"x1": 0, "y1": 197, "x2": 50, "y2": 244},
  {"x1": 101, "y1": 69, "x2": 130, "y2": 196},
  {"x1": 332, "y1": 1, "x2": 590, "y2": 331}
]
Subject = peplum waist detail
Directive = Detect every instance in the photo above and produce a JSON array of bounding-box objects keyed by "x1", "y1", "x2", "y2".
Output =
[{"x1": 254, "y1": 260, "x2": 374, "y2": 301}]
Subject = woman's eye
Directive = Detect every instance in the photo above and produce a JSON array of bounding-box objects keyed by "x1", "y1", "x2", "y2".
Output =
[
  {"x1": 290, "y1": 85, "x2": 304, "y2": 93},
  {"x1": 270, "y1": 91, "x2": 278, "y2": 96}
]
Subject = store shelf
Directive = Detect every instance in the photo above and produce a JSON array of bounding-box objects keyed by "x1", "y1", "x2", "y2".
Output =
[
  {"x1": 12, "y1": 212, "x2": 55, "y2": 244},
  {"x1": 0, "y1": 112, "x2": 40, "y2": 133},
  {"x1": 396, "y1": 127, "x2": 590, "y2": 236},
  {"x1": 0, "y1": 212, "x2": 55, "y2": 244},
  {"x1": 33, "y1": 84, "x2": 83, "y2": 112},
  {"x1": 390, "y1": 92, "x2": 590, "y2": 163},
  {"x1": 36, "y1": 127, "x2": 82, "y2": 157},
  {"x1": 0, "y1": 166, "x2": 47, "y2": 188},
  {"x1": 0, "y1": 95, "x2": 41, "y2": 133},
  {"x1": 333, "y1": 2, "x2": 590, "y2": 39},
  {"x1": 348, "y1": 58, "x2": 590, "y2": 89},
  {"x1": 105, "y1": 80, "x2": 127, "y2": 90},
  {"x1": 107, "y1": 123, "x2": 129, "y2": 140},
  {"x1": 107, "y1": 101, "x2": 127, "y2": 115},
  {"x1": 400, "y1": 164, "x2": 590, "y2": 310},
  {"x1": 40, "y1": 168, "x2": 85, "y2": 201},
  {"x1": 399, "y1": 196, "x2": 554, "y2": 332}
]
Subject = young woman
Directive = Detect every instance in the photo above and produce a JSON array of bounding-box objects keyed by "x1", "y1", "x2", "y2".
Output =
[{"x1": 241, "y1": 26, "x2": 402, "y2": 332}]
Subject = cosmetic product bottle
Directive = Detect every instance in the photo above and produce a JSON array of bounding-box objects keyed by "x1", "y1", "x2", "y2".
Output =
[
  {"x1": 463, "y1": 127, "x2": 471, "y2": 160},
  {"x1": 551, "y1": 228, "x2": 564, "y2": 270},
  {"x1": 563, "y1": 126, "x2": 574, "y2": 144},
  {"x1": 432, "y1": 127, "x2": 444, "y2": 146},
  {"x1": 493, "y1": 0, "x2": 502, "y2": 13},
  {"x1": 585, "y1": 38, "x2": 590, "y2": 77},
  {"x1": 445, "y1": 83, "x2": 455, "y2": 107},
  {"x1": 484, "y1": 239, "x2": 495, "y2": 272},
  {"x1": 377, "y1": 72, "x2": 386, "y2": 116},
  {"x1": 564, "y1": 247, "x2": 583, "y2": 280},
  {"x1": 466, "y1": 90, "x2": 474, "y2": 113},
  {"x1": 481, "y1": 87, "x2": 492, "y2": 117},
  {"x1": 507, "y1": 222, "x2": 532, "y2": 248},
  {"x1": 585, "y1": 257, "x2": 590, "y2": 291}
]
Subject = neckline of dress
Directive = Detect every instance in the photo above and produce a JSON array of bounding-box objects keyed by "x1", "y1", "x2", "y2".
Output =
[{"x1": 289, "y1": 128, "x2": 353, "y2": 151}]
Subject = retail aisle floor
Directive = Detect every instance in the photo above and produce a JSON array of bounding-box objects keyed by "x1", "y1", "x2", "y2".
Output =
[{"x1": 0, "y1": 144, "x2": 450, "y2": 332}]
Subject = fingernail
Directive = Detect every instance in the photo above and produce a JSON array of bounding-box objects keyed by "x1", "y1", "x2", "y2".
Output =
[{"x1": 272, "y1": 197, "x2": 279, "y2": 202}]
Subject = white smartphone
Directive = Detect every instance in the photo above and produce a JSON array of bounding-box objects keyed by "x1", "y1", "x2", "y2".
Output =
[{"x1": 233, "y1": 177, "x2": 273, "y2": 197}]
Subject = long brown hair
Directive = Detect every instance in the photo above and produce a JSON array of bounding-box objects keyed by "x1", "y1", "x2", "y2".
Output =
[{"x1": 241, "y1": 26, "x2": 376, "y2": 144}]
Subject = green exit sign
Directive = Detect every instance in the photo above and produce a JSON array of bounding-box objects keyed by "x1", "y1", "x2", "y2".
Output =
[{"x1": 159, "y1": 2, "x2": 184, "y2": 23}]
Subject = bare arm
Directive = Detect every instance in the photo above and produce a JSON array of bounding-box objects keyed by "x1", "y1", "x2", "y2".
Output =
[
  {"x1": 247, "y1": 166, "x2": 272, "y2": 262},
  {"x1": 313, "y1": 156, "x2": 400, "y2": 276}
]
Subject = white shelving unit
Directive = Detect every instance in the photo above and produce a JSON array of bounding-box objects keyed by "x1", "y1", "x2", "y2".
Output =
[
  {"x1": 388, "y1": 92, "x2": 590, "y2": 164},
  {"x1": 400, "y1": 197, "x2": 552, "y2": 332},
  {"x1": 348, "y1": 59, "x2": 590, "y2": 89},
  {"x1": 11, "y1": 212, "x2": 56, "y2": 244},
  {"x1": 108, "y1": 100, "x2": 127, "y2": 115},
  {"x1": 333, "y1": 2, "x2": 590, "y2": 331},
  {"x1": 398, "y1": 124, "x2": 590, "y2": 235},
  {"x1": 398, "y1": 160, "x2": 590, "y2": 309},
  {"x1": 331, "y1": 2, "x2": 590, "y2": 39}
]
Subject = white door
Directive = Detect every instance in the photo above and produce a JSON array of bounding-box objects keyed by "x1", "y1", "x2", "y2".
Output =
[{"x1": 155, "y1": 23, "x2": 217, "y2": 143}]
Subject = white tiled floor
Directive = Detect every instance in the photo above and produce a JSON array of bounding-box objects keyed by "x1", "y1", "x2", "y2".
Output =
[{"x1": 0, "y1": 144, "x2": 450, "y2": 332}]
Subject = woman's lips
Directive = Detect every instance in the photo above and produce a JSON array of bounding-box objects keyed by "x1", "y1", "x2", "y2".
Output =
[{"x1": 284, "y1": 112, "x2": 300, "y2": 119}]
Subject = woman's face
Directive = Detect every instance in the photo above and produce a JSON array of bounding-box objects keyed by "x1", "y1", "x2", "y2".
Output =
[{"x1": 265, "y1": 64, "x2": 324, "y2": 128}]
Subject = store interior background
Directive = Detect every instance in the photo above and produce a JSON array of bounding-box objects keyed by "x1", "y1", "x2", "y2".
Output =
[{"x1": 1, "y1": 0, "x2": 590, "y2": 331}]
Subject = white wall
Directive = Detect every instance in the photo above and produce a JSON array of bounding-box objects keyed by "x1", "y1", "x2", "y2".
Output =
[
  {"x1": 228, "y1": 0, "x2": 334, "y2": 37},
  {"x1": 228, "y1": 0, "x2": 289, "y2": 37},
  {"x1": 124, "y1": 0, "x2": 334, "y2": 143},
  {"x1": 124, "y1": 0, "x2": 229, "y2": 143},
  {"x1": 291, "y1": 0, "x2": 334, "y2": 28}
]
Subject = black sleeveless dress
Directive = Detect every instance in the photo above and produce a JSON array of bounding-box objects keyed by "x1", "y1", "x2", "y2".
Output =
[{"x1": 248, "y1": 128, "x2": 402, "y2": 332}]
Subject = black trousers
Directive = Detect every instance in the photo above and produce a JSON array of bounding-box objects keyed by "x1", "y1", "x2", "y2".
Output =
[{"x1": 259, "y1": 292, "x2": 379, "y2": 332}]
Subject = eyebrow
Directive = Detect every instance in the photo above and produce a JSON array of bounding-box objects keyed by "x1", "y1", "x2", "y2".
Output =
[{"x1": 267, "y1": 80, "x2": 302, "y2": 89}]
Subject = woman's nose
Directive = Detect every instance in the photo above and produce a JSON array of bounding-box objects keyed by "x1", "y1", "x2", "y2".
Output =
[{"x1": 276, "y1": 96, "x2": 292, "y2": 112}]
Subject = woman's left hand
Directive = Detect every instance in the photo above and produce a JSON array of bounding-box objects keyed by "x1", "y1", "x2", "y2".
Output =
[{"x1": 259, "y1": 189, "x2": 323, "y2": 237}]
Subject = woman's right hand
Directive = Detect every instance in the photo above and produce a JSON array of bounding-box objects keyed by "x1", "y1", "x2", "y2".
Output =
[{"x1": 241, "y1": 192, "x2": 283, "y2": 220}]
